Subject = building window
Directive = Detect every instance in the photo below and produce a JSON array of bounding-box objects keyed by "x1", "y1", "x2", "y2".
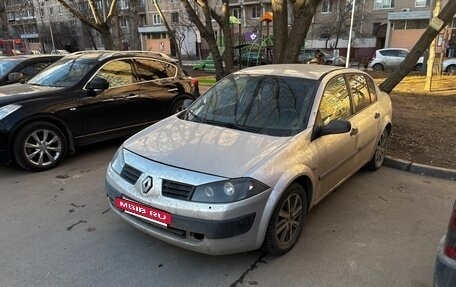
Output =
[
  {"x1": 49, "y1": 6, "x2": 54, "y2": 16},
  {"x1": 415, "y1": 0, "x2": 430, "y2": 7},
  {"x1": 152, "y1": 14, "x2": 163, "y2": 25},
  {"x1": 39, "y1": 9, "x2": 44, "y2": 18},
  {"x1": 139, "y1": 15, "x2": 147, "y2": 26},
  {"x1": 373, "y1": 0, "x2": 394, "y2": 10},
  {"x1": 321, "y1": 0, "x2": 332, "y2": 13},
  {"x1": 118, "y1": 0, "x2": 128, "y2": 10},
  {"x1": 171, "y1": 12, "x2": 179, "y2": 23},
  {"x1": 251, "y1": 6, "x2": 262, "y2": 19},
  {"x1": 232, "y1": 8, "x2": 241, "y2": 20}
]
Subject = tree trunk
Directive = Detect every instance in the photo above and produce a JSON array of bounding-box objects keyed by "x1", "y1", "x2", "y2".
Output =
[
  {"x1": 129, "y1": 0, "x2": 140, "y2": 50},
  {"x1": 271, "y1": 0, "x2": 288, "y2": 63},
  {"x1": 379, "y1": 0, "x2": 456, "y2": 93}
]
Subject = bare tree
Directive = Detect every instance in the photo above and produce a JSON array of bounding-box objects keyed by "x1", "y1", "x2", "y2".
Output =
[
  {"x1": 56, "y1": 0, "x2": 117, "y2": 49},
  {"x1": 180, "y1": 0, "x2": 234, "y2": 80},
  {"x1": 0, "y1": 0, "x2": 10, "y2": 39},
  {"x1": 319, "y1": 0, "x2": 367, "y2": 49},
  {"x1": 379, "y1": 0, "x2": 456, "y2": 93},
  {"x1": 272, "y1": 0, "x2": 324, "y2": 64},
  {"x1": 128, "y1": 0, "x2": 140, "y2": 50}
]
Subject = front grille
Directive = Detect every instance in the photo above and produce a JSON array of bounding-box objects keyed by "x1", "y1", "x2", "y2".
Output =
[
  {"x1": 120, "y1": 164, "x2": 142, "y2": 184},
  {"x1": 162, "y1": 179, "x2": 195, "y2": 201}
]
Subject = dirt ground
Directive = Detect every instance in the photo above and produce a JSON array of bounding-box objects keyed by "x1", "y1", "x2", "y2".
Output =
[
  {"x1": 188, "y1": 67, "x2": 456, "y2": 170},
  {"x1": 369, "y1": 72, "x2": 456, "y2": 170}
]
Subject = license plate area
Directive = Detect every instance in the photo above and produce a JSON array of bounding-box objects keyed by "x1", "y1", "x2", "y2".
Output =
[{"x1": 115, "y1": 197, "x2": 172, "y2": 226}]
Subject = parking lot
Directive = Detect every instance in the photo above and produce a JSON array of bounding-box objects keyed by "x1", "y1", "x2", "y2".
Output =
[{"x1": 0, "y1": 139, "x2": 455, "y2": 287}]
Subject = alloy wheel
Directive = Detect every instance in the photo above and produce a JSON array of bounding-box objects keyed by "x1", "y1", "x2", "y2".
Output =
[
  {"x1": 23, "y1": 128, "x2": 63, "y2": 167},
  {"x1": 275, "y1": 193, "x2": 303, "y2": 246}
]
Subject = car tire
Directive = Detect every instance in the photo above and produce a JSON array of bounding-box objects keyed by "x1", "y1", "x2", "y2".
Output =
[
  {"x1": 372, "y1": 63, "x2": 384, "y2": 71},
  {"x1": 13, "y1": 121, "x2": 67, "y2": 172},
  {"x1": 262, "y1": 183, "x2": 307, "y2": 255},
  {"x1": 367, "y1": 129, "x2": 389, "y2": 171},
  {"x1": 414, "y1": 63, "x2": 423, "y2": 72},
  {"x1": 170, "y1": 96, "x2": 192, "y2": 114},
  {"x1": 446, "y1": 65, "x2": 456, "y2": 73}
]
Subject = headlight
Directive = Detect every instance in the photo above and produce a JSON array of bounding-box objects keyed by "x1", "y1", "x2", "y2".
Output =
[
  {"x1": 0, "y1": 104, "x2": 21, "y2": 120},
  {"x1": 191, "y1": 178, "x2": 270, "y2": 203},
  {"x1": 111, "y1": 146, "x2": 125, "y2": 174}
]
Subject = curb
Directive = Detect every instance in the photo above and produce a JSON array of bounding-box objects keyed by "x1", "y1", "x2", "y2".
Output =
[{"x1": 384, "y1": 155, "x2": 456, "y2": 181}]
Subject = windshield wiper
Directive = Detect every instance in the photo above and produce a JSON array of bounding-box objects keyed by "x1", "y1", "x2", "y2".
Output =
[
  {"x1": 186, "y1": 109, "x2": 205, "y2": 123},
  {"x1": 205, "y1": 119, "x2": 262, "y2": 133}
]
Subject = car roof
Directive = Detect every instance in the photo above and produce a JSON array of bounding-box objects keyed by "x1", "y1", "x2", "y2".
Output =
[
  {"x1": 233, "y1": 64, "x2": 346, "y2": 80},
  {"x1": 378, "y1": 48, "x2": 409, "y2": 51},
  {"x1": 67, "y1": 50, "x2": 177, "y2": 63},
  {"x1": 0, "y1": 54, "x2": 62, "y2": 62}
]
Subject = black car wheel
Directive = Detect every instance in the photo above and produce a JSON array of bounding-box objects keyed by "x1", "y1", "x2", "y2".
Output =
[
  {"x1": 372, "y1": 63, "x2": 384, "y2": 71},
  {"x1": 446, "y1": 64, "x2": 456, "y2": 73},
  {"x1": 263, "y1": 183, "x2": 307, "y2": 255},
  {"x1": 414, "y1": 63, "x2": 423, "y2": 72},
  {"x1": 367, "y1": 129, "x2": 389, "y2": 171},
  {"x1": 170, "y1": 96, "x2": 192, "y2": 114},
  {"x1": 13, "y1": 121, "x2": 67, "y2": 171}
]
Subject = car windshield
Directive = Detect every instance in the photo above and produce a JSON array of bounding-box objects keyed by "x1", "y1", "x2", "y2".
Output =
[
  {"x1": 0, "y1": 59, "x2": 20, "y2": 77},
  {"x1": 28, "y1": 57, "x2": 98, "y2": 87},
  {"x1": 183, "y1": 74, "x2": 317, "y2": 137}
]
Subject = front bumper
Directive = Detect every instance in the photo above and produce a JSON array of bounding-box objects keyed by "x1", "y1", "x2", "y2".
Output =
[
  {"x1": 434, "y1": 236, "x2": 456, "y2": 287},
  {"x1": 105, "y1": 151, "x2": 272, "y2": 255}
]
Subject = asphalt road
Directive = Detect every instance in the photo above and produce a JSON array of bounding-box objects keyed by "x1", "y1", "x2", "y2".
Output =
[{"x1": 0, "y1": 140, "x2": 455, "y2": 287}]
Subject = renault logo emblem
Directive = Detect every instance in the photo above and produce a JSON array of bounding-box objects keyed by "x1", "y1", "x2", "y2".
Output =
[{"x1": 142, "y1": 176, "x2": 153, "y2": 194}]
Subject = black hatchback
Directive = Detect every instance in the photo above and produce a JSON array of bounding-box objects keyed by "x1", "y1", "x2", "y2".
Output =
[{"x1": 0, "y1": 50, "x2": 199, "y2": 171}]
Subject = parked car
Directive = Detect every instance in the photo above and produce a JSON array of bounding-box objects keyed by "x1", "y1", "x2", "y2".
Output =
[
  {"x1": 415, "y1": 57, "x2": 456, "y2": 73},
  {"x1": 0, "y1": 54, "x2": 62, "y2": 86},
  {"x1": 105, "y1": 64, "x2": 392, "y2": 255},
  {"x1": 234, "y1": 52, "x2": 271, "y2": 66},
  {"x1": 51, "y1": 49, "x2": 70, "y2": 55},
  {"x1": 0, "y1": 50, "x2": 199, "y2": 171},
  {"x1": 434, "y1": 201, "x2": 456, "y2": 287},
  {"x1": 368, "y1": 48, "x2": 424, "y2": 71},
  {"x1": 298, "y1": 48, "x2": 346, "y2": 66}
]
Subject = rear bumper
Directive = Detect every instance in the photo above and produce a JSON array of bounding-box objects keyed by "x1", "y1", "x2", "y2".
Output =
[{"x1": 434, "y1": 236, "x2": 456, "y2": 287}]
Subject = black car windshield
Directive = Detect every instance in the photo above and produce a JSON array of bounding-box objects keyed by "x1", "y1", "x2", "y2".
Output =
[
  {"x1": 28, "y1": 57, "x2": 98, "y2": 87},
  {"x1": 183, "y1": 74, "x2": 317, "y2": 137},
  {"x1": 0, "y1": 59, "x2": 21, "y2": 77}
]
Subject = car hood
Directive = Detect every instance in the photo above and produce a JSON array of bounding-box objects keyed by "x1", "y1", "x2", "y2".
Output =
[
  {"x1": 0, "y1": 83, "x2": 63, "y2": 105},
  {"x1": 123, "y1": 116, "x2": 290, "y2": 178}
]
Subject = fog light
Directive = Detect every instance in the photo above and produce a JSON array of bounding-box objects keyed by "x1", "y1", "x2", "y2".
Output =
[{"x1": 223, "y1": 182, "x2": 235, "y2": 196}]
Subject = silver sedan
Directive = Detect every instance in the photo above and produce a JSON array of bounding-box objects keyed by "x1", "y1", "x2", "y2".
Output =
[{"x1": 105, "y1": 65, "x2": 393, "y2": 255}]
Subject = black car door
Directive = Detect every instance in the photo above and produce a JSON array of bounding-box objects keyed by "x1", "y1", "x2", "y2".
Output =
[
  {"x1": 76, "y1": 58, "x2": 144, "y2": 140},
  {"x1": 132, "y1": 58, "x2": 181, "y2": 122}
]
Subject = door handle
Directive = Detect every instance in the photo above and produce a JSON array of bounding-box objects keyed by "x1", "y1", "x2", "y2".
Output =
[
  {"x1": 350, "y1": 128, "x2": 358, "y2": 136},
  {"x1": 168, "y1": 88, "x2": 178, "y2": 92},
  {"x1": 374, "y1": 112, "x2": 381, "y2": 119},
  {"x1": 125, "y1": 94, "x2": 139, "y2": 99}
]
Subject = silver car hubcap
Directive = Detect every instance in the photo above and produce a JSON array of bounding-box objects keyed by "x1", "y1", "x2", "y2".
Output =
[
  {"x1": 23, "y1": 129, "x2": 62, "y2": 167},
  {"x1": 275, "y1": 193, "x2": 303, "y2": 246},
  {"x1": 374, "y1": 132, "x2": 387, "y2": 166}
]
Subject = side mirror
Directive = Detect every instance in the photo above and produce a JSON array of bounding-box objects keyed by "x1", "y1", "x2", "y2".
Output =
[
  {"x1": 318, "y1": 119, "x2": 351, "y2": 137},
  {"x1": 8, "y1": 72, "x2": 24, "y2": 83},
  {"x1": 86, "y1": 77, "x2": 109, "y2": 90},
  {"x1": 183, "y1": 99, "x2": 194, "y2": 109}
]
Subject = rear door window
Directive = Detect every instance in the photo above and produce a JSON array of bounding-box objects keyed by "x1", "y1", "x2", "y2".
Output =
[
  {"x1": 95, "y1": 59, "x2": 136, "y2": 88},
  {"x1": 134, "y1": 58, "x2": 177, "y2": 81},
  {"x1": 347, "y1": 74, "x2": 373, "y2": 113}
]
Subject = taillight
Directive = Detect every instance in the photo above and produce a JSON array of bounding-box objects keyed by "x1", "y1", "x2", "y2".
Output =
[
  {"x1": 372, "y1": 52, "x2": 376, "y2": 60},
  {"x1": 444, "y1": 201, "x2": 456, "y2": 259},
  {"x1": 191, "y1": 77, "x2": 199, "y2": 87}
]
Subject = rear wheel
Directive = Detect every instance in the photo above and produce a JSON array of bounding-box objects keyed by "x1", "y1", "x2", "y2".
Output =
[
  {"x1": 367, "y1": 129, "x2": 389, "y2": 171},
  {"x1": 170, "y1": 96, "x2": 192, "y2": 114},
  {"x1": 13, "y1": 121, "x2": 67, "y2": 171},
  {"x1": 262, "y1": 183, "x2": 307, "y2": 255},
  {"x1": 372, "y1": 63, "x2": 384, "y2": 71},
  {"x1": 446, "y1": 65, "x2": 456, "y2": 73}
]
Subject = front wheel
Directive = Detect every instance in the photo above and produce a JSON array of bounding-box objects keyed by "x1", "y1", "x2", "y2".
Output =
[
  {"x1": 262, "y1": 183, "x2": 307, "y2": 255},
  {"x1": 446, "y1": 65, "x2": 456, "y2": 73},
  {"x1": 13, "y1": 121, "x2": 67, "y2": 171},
  {"x1": 169, "y1": 96, "x2": 192, "y2": 115},
  {"x1": 414, "y1": 63, "x2": 423, "y2": 72},
  {"x1": 367, "y1": 129, "x2": 389, "y2": 171}
]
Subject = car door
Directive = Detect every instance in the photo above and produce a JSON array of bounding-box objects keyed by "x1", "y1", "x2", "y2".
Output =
[
  {"x1": 313, "y1": 74, "x2": 357, "y2": 200},
  {"x1": 77, "y1": 58, "x2": 143, "y2": 138},
  {"x1": 133, "y1": 58, "x2": 181, "y2": 122},
  {"x1": 346, "y1": 73, "x2": 382, "y2": 169}
]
